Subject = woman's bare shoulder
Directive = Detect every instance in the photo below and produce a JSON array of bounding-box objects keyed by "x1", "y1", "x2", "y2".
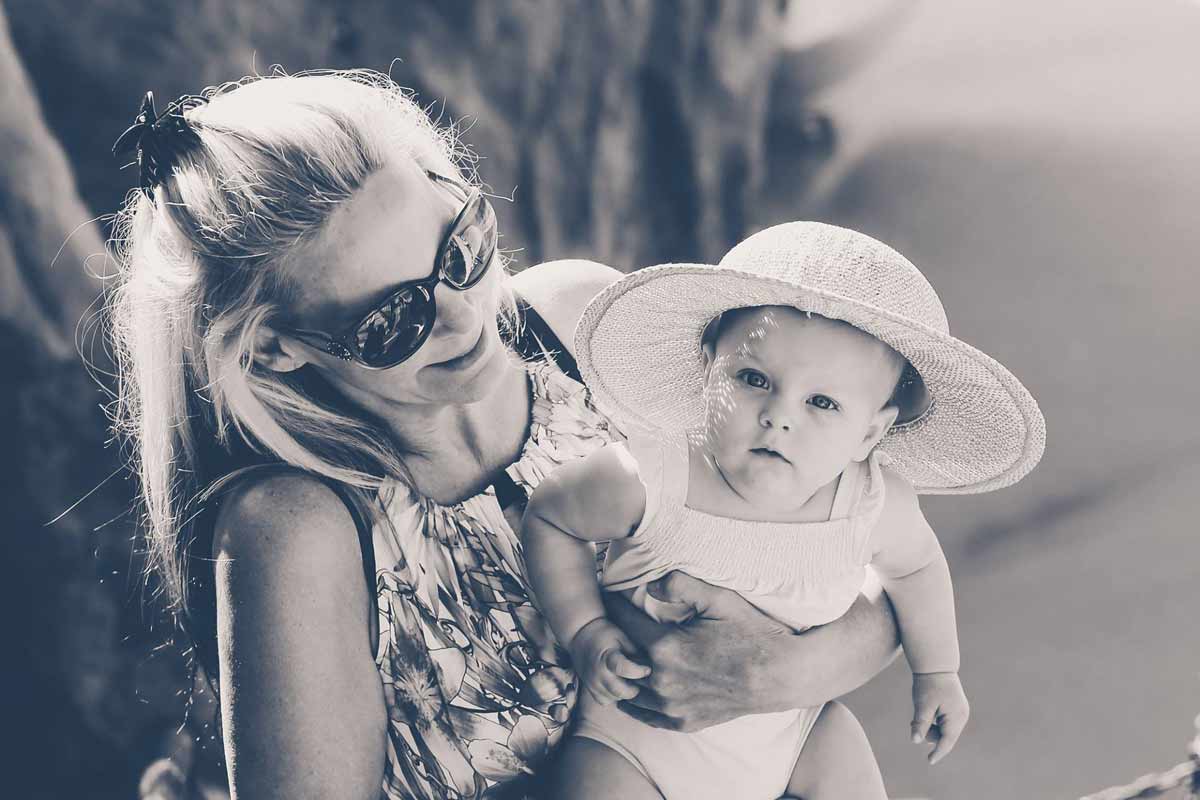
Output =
[
  {"x1": 510, "y1": 259, "x2": 624, "y2": 353},
  {"x1": 212, "y1": 470, "x2": 361, "y2": 569},
  {"x1": 210, "y1": 471, "x2": 387, "y2": 798},
  {"x1": 210, "y1": 471, "x2": 374, "y2": 628}
]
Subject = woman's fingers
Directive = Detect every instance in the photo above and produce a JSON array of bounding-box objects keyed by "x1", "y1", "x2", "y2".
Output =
[
  {"x1": 620, "y1": 682, "x2": 665, "y2": 710},
  {"x1": 603, "y1": 590, "x2": 670, "y2": 649},
  {"x1": 616, "y1": 696, "x2": 682, "y2": 731},
  {"x1": 616, "y1": 685, "x2": 701, "y2": 733},
  {"x1": 646, "y1": 571, "x2": 750, "y2": 621},
  {"x1": 644, "y1": 571, "x2": 708, "y2": 607}
]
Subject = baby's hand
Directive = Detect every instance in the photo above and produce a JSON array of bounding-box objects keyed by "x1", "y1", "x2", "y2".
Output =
[
  {"x1": 569, "y1": 617, "x2": 651, "y2": 706},
  {"x1": 911, "y1": 671, "x2": 970, "y2": 765}
]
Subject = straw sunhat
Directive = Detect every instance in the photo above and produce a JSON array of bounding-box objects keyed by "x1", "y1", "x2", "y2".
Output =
[{"x1": 575, "y1": 221, "x2": 1045, "y2": 494}]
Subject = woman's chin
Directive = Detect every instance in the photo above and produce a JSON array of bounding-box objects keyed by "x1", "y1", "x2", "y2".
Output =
[{"x1": 430, "y1": 329, "x2": 512, "y2": 402}]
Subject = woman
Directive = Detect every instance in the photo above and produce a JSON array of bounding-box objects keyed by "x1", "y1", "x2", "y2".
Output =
[{"x1": 108, "y1": 70, "x2": 899, "y2": 799}]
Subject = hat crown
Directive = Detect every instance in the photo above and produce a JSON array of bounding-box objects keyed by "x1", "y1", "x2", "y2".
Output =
[{"x1": 718, "y1": 221, "x2": 950, "y2": 333}]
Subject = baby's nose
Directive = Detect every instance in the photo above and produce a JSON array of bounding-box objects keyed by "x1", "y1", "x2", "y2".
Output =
[{"x1": 759, "y1": 410, "x2": 793, "y2": 432}]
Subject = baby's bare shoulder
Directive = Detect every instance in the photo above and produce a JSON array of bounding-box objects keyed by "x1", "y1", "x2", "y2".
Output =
[
  {"x1": 528, "y1": 444, "x2": 647, "y2": 539},
  {"x1": 878, "y1": 465, "x2": 920, "y2": 516},
  {"x1": 870, "y1": 464, "x2": 937, "y2": 563}
]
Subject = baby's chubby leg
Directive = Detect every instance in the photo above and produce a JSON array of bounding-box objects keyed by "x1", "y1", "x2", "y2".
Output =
[
  {"x1": 537, "y1": 736, "x2": 664, "y2": 800},
  {"x1": 784, "y1": 702, "x2": 886, "y2": 800}
]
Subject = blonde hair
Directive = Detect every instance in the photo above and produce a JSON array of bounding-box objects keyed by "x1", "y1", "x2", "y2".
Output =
[{"x1": 107, "y1": 69, "x2": 516, "y2": 616}]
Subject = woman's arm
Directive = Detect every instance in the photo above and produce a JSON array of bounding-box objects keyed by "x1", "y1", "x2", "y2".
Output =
[
  {"x1": 212, "y1": 473, "x2": 387, "y2": 799},
  {"x1": 607, "y1": 570, "x2": 900, "y2": 731}
]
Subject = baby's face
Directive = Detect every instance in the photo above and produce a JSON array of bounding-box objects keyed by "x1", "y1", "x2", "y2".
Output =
[{"x1": 700, "y1": 307, "x2": 902, "y2": 511}]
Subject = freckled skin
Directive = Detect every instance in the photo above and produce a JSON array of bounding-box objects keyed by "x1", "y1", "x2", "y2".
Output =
[
  {"x1": 282, "y1": 160, "x2": 513, "y2": 410},
  {"x1": 698, "y1": 307, "x2": 903, "y2": 515}
]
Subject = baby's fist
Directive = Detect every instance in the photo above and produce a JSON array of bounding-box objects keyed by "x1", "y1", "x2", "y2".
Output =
[
  {"x1": 911, "y1": 671, "x2": 969, "y2": 765},
  {"x1": 569, "y1": 618, "x2": 651, "y2": 706}
]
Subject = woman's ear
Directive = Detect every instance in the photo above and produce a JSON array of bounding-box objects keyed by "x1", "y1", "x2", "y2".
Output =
[
  {"x1": 854, "y1": 404, "x2": 901, "y2": 462},
  {"x1": 251, "y1": 325, "x2": 311, "y2": 373}
]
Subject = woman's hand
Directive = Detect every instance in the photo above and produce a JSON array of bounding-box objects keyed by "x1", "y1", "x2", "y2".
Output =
[
  {"x1": 604, "y1": 572, "x2": 794, "y2": 731},
  {"x1": 605, "y1": 570, "x2": 900, "y2": 732}
]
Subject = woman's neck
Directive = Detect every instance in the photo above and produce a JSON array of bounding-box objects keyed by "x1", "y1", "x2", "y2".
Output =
[{"x1": 378, "y1": 363, "x2": 532, "y2": 504}]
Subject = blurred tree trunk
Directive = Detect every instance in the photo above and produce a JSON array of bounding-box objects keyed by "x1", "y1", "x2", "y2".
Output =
[
  {"x1": 0, "y1": 3, "x2": 103, "y2": 358},
  {"x1": 0, "y1": 1, "x2": 839, "y2": 797},
  {"x1": 8, "y1": 0, "x2": 794, "y2": 271},
  {"x1": 1, "y1": 5, "x2": 198, "y2": 800}
]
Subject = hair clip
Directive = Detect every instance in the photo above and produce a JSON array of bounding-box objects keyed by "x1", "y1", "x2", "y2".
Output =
[{"x1": 112, "y1": 91, "x2": 207, "y2": 200}]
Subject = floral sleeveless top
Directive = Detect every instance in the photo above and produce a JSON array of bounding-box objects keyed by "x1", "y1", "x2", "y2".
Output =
[{"x1": 368, "y1": 358, "x2": 618, "y2": 799}]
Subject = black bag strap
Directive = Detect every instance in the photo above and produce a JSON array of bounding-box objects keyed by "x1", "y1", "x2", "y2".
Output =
[
  {"x1": 323, "y1": 478, "x2": 377, "y2": 594},
  {"x1": 491, "y1": 295, "x2": 584, "y2": 513},
  {"x1": 510, "y1": 294, "x2": 582, "y2": 383}
]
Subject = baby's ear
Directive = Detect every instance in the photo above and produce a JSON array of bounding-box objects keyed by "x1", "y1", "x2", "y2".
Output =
[
  {"x1": 701, "y1": 339, "x2": 717, "y2": 382},
  {"x1": 700, "y1": 315, "x2": 721, "y2": 382},
  {"x1": 855, "y1": 404, "x2": 900, "y2": 462}
]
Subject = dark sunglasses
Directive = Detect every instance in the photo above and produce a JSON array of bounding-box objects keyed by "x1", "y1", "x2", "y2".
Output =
[{"x1": 283, "y1": 171, "x2": 498, "y2": 369}]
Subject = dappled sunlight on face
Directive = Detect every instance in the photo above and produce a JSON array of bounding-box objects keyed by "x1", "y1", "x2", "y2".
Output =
[{"x1": 698, "y1": 306, "x2": 901, "y2": 512}]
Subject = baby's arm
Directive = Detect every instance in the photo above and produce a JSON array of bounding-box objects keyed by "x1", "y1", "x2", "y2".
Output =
[
  {"x1": 522, "y1": 445, "x2": 651, "y2": 703},
  {"x1": 869, "y1": 468, "x2": 969, "y2": 764}
]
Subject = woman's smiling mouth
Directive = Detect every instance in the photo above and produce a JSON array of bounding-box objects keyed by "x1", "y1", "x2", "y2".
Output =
[{"x1": 433, "y1": 327, "x2": 487, "y2": 370}]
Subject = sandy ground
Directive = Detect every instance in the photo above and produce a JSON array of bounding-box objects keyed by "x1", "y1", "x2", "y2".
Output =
[{"x1": 761, "y1": 1, "x2": 1200, "y2": 797}]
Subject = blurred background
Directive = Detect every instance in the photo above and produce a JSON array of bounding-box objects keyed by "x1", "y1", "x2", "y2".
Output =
[{"x1": 2, "y1": 0, "x2": 1197, "y2": 798}]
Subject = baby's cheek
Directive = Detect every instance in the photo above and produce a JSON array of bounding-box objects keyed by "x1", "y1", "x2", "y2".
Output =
[
  {"x1": 704, "y1": 385, "x2": 747, "y2": 435},
  {"x1": 709, "y1": 408, "x2": 755, "y2": 454}
]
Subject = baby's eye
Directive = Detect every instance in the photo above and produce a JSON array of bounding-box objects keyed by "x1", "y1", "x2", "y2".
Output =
[
  {"x1": 808, "y1": 394, "x2": 839, "y2": 411},
  {"x1": 738, "y1": 370, "x2": 770, "y2": 390}
]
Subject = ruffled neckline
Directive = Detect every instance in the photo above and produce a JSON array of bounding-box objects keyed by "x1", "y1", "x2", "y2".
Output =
[
  {"x1": 504, "y1": 358, "x2": 616, "y2": 493},
  {"x1": 378, "y1": 357, "x2": 615, "y2": 514}
]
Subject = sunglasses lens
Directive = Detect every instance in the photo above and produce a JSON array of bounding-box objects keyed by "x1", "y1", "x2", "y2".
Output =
[
  {"x1": 355, "y1": 286, "x2": 434, "y2": 366},
  {"x1": 336, "y1": 185, "x2": 498, "y2": 369},
  {"x1": 442, "y1": 196, "x2": 497, "y2": 289}
]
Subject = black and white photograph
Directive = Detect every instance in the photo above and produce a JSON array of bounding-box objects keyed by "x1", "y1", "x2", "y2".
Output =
[{"x1": 2, "y1": 1, "x2": 1198, "y2": 798}]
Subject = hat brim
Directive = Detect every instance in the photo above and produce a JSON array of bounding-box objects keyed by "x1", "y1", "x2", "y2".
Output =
[{"x1": 576, "y1": 264, "x2": 1046, "y2": 495}]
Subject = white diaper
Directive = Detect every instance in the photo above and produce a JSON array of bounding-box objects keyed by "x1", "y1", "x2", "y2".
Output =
[{"x1": 573, "y1": 694, "x2": 824, "y2": 799}]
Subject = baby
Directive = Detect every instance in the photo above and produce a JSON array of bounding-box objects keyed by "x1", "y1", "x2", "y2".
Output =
[{"x1": 522, "y1": 222, "x2": 1045, "y2": 799}]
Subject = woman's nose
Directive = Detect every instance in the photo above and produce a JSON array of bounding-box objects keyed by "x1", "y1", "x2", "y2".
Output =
[{"x1": 431, "y1": 280, "x2": 475, "y2": 334}]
